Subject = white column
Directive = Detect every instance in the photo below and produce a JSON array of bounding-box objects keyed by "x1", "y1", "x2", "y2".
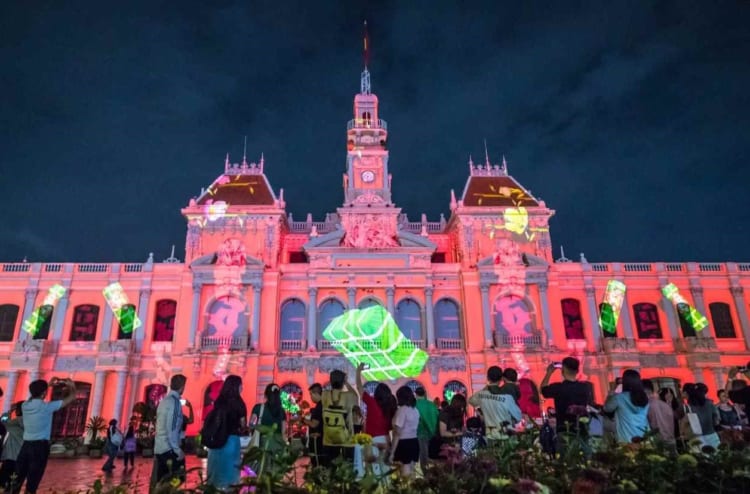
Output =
[
  {"x1": 188, "y1": 282, "x2": 201, "y2": 348},
  {"x1": 730, "y1": 287, "x2": 750, "y2": 350},
  {"x1": 659, "y1": 285, "x2": 680, "y2": 339},
  {"x1": 18, "y1": 289, "x2": 38, "y2": 340},
  {"x1": 347, "y1": 287, "x2": 357, "y2": 309},
  {"x1": 29, "y1": 370, "x2": 39, "y2": 382},
  {"x1": 51, "y1": 289, "x2": 70, "y2": 341},
  {"x1": 692, "y1": 368, "x2": 704, "y2": 384},
  {"x1": 100, "y1": 305, "x2": 114, "y2": 341},
  {"x1": 584, "y1": 286, "x2": 601, "y2": 349},
  {"x1": 112, "y1": 370, "x2": 127, "y2": 423},
  {"x1": 386, "y1": 287, "x2": 395, "y2": 315},
  {"x1": 91, "y1": 370, "x2": 106, "y2": 419},
  {"x1": 135, "y1": 289, "x2": 151, "y2": 350},
  {"x1": 480, "y1": 283, "x2": 493, "y2": 348},
  {"x1": 250, "y1": 286, "x2": 262, "y2": 350},
  {"x1": 537, "y1": 282, "x2": 554, "y2": 347},
  {"x1": 123, "y1": 370, "x2": 141, "y2": 424},
  {"x1": 690, "y1": 285, "x2": 710, "y2": 338},
  {"x1": 425, "y1": 287, "x2": 436, "y2": 350},
  {"x1": 307, "y1": 287, "x2": 318, "y2": 351},
  {"x1": 2, "y1": 371, "x2": 19, "y2": 412},
  {"x1": 712, "y1": 367, "x2": 725, "y2": 391},
  {"x1": 620, "y1": 290, "x2": 635, "y2": 339}
]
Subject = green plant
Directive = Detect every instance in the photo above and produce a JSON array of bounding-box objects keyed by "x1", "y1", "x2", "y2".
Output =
[
  {"x1": 86, "y1": 416, "x2": 107, "y2": 442},
  {"x1": 89, "y1": 436, "x2": 106, "y2": 450}
]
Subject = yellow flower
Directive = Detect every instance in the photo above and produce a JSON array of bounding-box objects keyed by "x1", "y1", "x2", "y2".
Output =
[
  {"x1": 353, "y1": 433, "x2": 373, "y2": 446},
  {"x1": 619, "y1": 479, "x2": 638, "y2": 491},
  {"x1": 170, "y1": 477, "x2": 181, "y2": 488},
  {"x1": 503, "y1": 206, "x2": 529, "y2": 236},
  {"x1": 677, "y1": 454, "x2": 698, "y2": 467},
  {"x1": 578, "y1": 416, "x2": 590, "y2": 424},
  {"x1": 488, "y1": 477, "x2": 512, "y2": 488},
  {"x1": 646, "y1": 454, "x2": 666, "y2": 463}
]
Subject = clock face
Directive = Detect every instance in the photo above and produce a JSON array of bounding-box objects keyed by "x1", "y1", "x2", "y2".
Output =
[{"x1": 361, "y1": 170, "x2": 375, "y2": 183}]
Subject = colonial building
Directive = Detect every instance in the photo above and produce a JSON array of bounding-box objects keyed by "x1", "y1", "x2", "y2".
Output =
[{"x1": 1, "y1": 64, "x2": 748, "y2": 438}]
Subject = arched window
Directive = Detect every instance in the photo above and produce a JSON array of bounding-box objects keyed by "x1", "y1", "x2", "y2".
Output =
[
  {"x1": 676, "y1": 303, "x2": 696, "y2": 337},
  {"x1": 598, "y1": 303, "x2": 616, "y2": 338},
  {"x1": 358, "y1": 298, "x2": 382, "y2": 310},
  {"x1": 206, "y1": 297, "x2": 248, "y2": 339},
  {"x1": 434, "y1": 298, "x2": 462, "y2": 349},
  {"x1": 361, "y1": 111, "x2": 372, "y2": 126},
  {"x1": 280, "y1": 298, "x2": 305, "y2": 350},
  {"x1": 153, "y1": 299, "x2": 177, "y2": 342},
  {"x1": 405, "y1": 380, "x2": 424, "y2": 393},
  {"x1": 116, "y1": 304, "x2": 137, "y2": 340},
  {"x1": 493, "y1": 295, "x2": 534, "y2": 343},
  {"x1": 443, "y1": 381, "x2": 467, "y2": 402},
  {"x1": 0, "y1": 304, "x2": 20, "y2": 341},
  {"x1": 318, "y1": 298, "x2": 345, "y2": 337},
  {"x1": 396, "y1": 299, "x2": 423, "y2": 343},
  {"x1": 70, "y1": 304, "x2": 99, "y2": 342},
  {"x1": 633, "y1": 303, "x2": 663, "y2": 339},
  {"x1": 280, "y1": 383, "x2": 303, "y2": 414},
  {"x1": 709, "y1": 302, "x2": 736, "y2": 338},
  {"x1": 561, "y1": 299, "x2": 585, "y2": 339},
  {"x1": 202, "y1": 380, "x2": 224, "y2": 421},
  {"x1": 33, "y1": 305, "x2": 54, "y2": 340},
  {"x1": 144, "y1": 384, "x2": 168, "y2": 409},
  {"x1": 51, "y1": 381, "x2": 91, "y2": 438}
]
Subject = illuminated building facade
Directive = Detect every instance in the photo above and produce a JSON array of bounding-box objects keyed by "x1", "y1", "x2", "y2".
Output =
[{"x1": 1, "y1": 64, "x2": 749, "y2": 438}]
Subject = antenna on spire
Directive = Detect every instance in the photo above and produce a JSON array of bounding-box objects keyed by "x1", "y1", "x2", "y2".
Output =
[
  {"x1": 502, "y1": 155, "x2": 508, "y2": 174},
  {"x1": 259, "y1": 152, "x2": 264, "y2": 173},
  {"x1": 360, "y1": 21, "x2": 371, "y2": 94},
  {"x1": 224, "y1": 153, "x2": 230, "y2": 173},
  {"x1": 242, "y1": 136, "x2": 248, "y2": 166},
  {"x1": 484, "y1": 139, "x2": 490, "y2": 168},
  {"x1": 468, "y1": 154, "x2": 474, "y2": 170}
]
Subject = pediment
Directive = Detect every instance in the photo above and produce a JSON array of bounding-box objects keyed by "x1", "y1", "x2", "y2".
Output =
[
  {"x1": 302, "y1": 229, "x2": 436, "y2": 251},
  {"x1": 189, "y1": 253, "x2": 264, "y2": 268}
]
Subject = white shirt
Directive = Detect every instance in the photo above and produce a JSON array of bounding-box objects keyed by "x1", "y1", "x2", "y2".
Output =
[
  {"x1": 21, "y1": 400, "x2": 62, "y2": 441},
  {"x1": 468, "y1": 387, "x2": 522, "y2": 436},
  {"x1": 154, "y1": 390, "x2": 183, "y2": 455},
  {"x1": 393, "y1": 406, "x2": 420, "y2": 439}
]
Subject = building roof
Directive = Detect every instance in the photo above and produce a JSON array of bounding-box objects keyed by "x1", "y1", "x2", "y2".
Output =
[
  {"x1": 461, "y1": 174, "x2": 539, "y2": 208},
  {"x1": 195, "y1": 156, "x2": 277, "y2": 207}
]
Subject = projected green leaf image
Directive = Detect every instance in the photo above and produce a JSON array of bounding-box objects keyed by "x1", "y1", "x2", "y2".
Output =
[{"x1": 322, "y1": 306, "x2": 429, "y2": 381}]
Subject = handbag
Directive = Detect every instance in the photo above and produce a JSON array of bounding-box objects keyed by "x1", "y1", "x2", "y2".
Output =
[
  {"x1": 250, "y1": 404, "x2": 265, "y2": 448},
  {"x1": 679, "y1": 405, "x2": 703, "y2": 439}
]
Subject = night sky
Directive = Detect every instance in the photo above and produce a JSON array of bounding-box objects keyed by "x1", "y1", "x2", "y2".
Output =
[{"x1": 1, "y1": 1, "x2": 749, "y2": 263}]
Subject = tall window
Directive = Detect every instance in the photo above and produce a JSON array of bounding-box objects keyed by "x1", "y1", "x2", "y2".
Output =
[
  {"x1": 709, "y1": 302, "x2": 736, "y2": 338},
  {"x1": 144, "y1": 384, "x2": 168, "y2": 409},
  {"x1": 318, "y1": 298, "x2": 345, "y2": 339},
  {"x1": 561, "y1": 299, "x2": 585, "y2": 339},
  {"x1": 70, "y1": 305, "x2": 99, "y2": 342},
  {"x1": 205, "y1": 297, "x2": 248, "y2": 339},
  {"x1": 494, "y1": 295, "x2": 534, "y2": 340},
  {"x1": 676, "y1": 303, "x2": 696, "y2": 337},
  {"x1": 116, "y1": 304, "x2": 137, "y2": 340},
  {"x1": 396, "y1": 299, "x2": 423, "y2": 342},
  {"x1": 281, "y1": 383, "x2": 303, "y2": 414},
  {"x1": 279, "y1": 299, "x2": 306, "y2": 344},
  {"x1": 33, "y1": 305, "x2": 54, "y2": 340},
  {"x1": 0, "y1": 304, "x2": 20, "y2": 341},
  {"x1": 598, "y1": 303, "x2": 616, "y2": 338},
  {"x1": 405, "y1": 380, "x2": 424, "y2": 393},
  {"x1": 633, "y1": 303, "x2": 663, "y2": 339},
  {"x1": 434, "y1": 299, "x2": 462, "y2": 348},
  {"x1": 51, "y1": 382, "x2": 91, "y2": 438},
  {"x1": 358, "y1": 298, "x2": 381, "y2": 310},
  {"x1": 153, "y1": 299, "x2": 177, "y2": 342}
]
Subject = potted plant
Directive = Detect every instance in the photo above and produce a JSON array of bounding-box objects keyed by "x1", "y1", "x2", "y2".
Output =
[
  {"x1": 86, "y1": 416, "x2": 107, "y2": 458},
  {"x1": 132, "y1": 402, "x2": 157, "y2": 457},
  {"x1": 88, "y1": 436, "x2": 106, "y2": 458}
]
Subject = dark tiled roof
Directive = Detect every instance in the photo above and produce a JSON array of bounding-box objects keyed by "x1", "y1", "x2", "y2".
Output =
[
  {"x1": 462, "y1": 176, "x2": 538, "y2": 207},
  {"x1": 196, "y1": 175, "x2": 275, "y2": 206}
]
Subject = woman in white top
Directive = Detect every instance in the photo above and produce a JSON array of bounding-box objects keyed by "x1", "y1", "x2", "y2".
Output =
[{"x1": 389, "y1": 386, "x2": 420, "y2": 478}]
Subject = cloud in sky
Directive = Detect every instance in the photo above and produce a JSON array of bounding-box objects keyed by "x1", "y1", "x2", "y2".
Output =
[{"x1": 0, "y1": 1, "x2": 748, "y2": 262}]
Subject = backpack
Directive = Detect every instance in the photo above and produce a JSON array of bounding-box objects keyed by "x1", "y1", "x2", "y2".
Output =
[
  {"x1": 322, "y1": 392, "x2": 351, "y2": 447},
  {"x1": 201, "y1": 406, "x2": 229, "y2": 449},
  {"x1": 110, "y1": 428, "x2": 123, "y2": 447}
]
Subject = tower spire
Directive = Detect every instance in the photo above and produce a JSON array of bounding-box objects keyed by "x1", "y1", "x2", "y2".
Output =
[
  {"x1": 484, "y1": 139, "x2": 490, "y2": 168},
  {"x1": 242, "y1": 136, "x2": 248, "y2": 166},
  {"x1": 361, "y1": 21, "x2": 371, "y2": 95}
]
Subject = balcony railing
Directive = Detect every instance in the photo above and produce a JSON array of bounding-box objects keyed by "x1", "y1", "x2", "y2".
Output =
[
  {"x1": 280, "y1": 340, "x2": 305, "y2": 351},
  {"x1": 495, "y1": 334, "x2": 543, "y2": 347},
  {"x1": 314, "y1": 339, "x2": 427, "y2": 351},
  {"x1": 2, "y1": 263, "x2": 31, "y2": 273},
  {"x1": 436, "y1": 338, "x2": 463, "y2": 350},
  {"x1": 347, "y1": 118, "x2": 387, "y2": 131},
  {"x1": 200, "y1": 336, "x2": 247, "y2": 350}
]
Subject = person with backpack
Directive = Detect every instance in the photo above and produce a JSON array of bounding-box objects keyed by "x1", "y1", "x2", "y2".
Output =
[
  {"x1": 205, "y1": 375, "x2": 247, "y2": 489},
  {"x1": 122, "y1": 424, "x2": 137, "y2": 469},
  {"x1": 101, "y1": 419, "x2": 123, "y2": 472},
  {"x1": 150, "y1": 374, "x2": 187, "y2": 490},
  {"x1": 321, "y1": 369, "x2": 357, "y2": 466},
  {"x1": 469, "y1": 366, "x2": 522, "y2": 442},
  {"x1": 414, "y1": 387, "x2": 438, "y2": 474}
]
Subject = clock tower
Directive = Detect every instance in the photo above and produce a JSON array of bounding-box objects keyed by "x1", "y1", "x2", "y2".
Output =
[{"x1": 343, "y1": 64, "x2": 391, "y2": 207}]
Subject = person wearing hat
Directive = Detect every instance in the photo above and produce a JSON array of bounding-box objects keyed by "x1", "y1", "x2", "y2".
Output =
[{"x1": 101, "y1": 418, "x2": 123, "y2": 472}]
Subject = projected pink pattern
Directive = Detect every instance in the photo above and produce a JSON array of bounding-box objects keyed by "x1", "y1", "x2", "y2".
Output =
[
  {"x1": 494, "y1": 295, "x2": 532, "y2": 339},
  {"x1": 206, "y1": 297, "x2": 247, "y2": 338}
]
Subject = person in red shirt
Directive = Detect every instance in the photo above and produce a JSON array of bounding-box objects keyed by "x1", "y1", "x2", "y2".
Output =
[
  {"x1": 518, "y1": 377, "x2": 542, "y2": 421},
  {"x1": 355, "y1": 364, "x2": 396, "y2": 473}
]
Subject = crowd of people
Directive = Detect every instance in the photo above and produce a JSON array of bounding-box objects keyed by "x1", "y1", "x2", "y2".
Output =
[{"x1": 0, "y1": 361, "x2": 749, "y2": 492}]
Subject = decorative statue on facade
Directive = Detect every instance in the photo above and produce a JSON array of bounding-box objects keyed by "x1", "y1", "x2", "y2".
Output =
[
  {"x1": 216, "y1": 238, "x2": 247, "y2": 267},
  {"x1": 341, "y1": 214, "x2": 399, "y2": 249}
]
